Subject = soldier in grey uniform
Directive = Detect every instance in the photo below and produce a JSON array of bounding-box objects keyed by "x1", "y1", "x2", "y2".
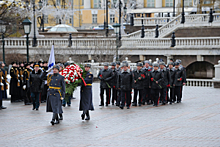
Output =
[{"x1": 41, "y1": 65, "x2": 65, "y2": 125}]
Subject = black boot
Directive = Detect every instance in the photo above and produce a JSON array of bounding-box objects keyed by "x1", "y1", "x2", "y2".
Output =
[
  {"x1": 59, "y1": 113, "x2": 63, "y2": 120},
  {"x1": 85, "y1": 111, "x2": 90, "y2": 120},
  {"x1": 50, "y1": 113, "x2": 57, "y2": 125},
  {"x1": 81, "y1": 110, "x2": 86, "y2": 120},
  {"x1": 55, "y1": 114, "x2": 59, "y2": 124}
]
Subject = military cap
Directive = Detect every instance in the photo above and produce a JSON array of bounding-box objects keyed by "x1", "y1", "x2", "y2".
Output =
[
  {"x1": 103, "y1": 62, "x2": 109, "y2": 66},
  {"x1": 159, "y1": 62, "x2": 166, "y2": 66},
  {"x1": 168, "y1": 62, "x2": 174, "y2": 66},
  {"x1": 0, "y1": 61, "x2": 3, "y2": 65},
  {"x1": 153, "y1": 63, "x2": 159, "y2": 67},
  {"x1": 144, "y1": 60, "x2": 150, "y2": 64},
  {"x1": 57, "y1": 63, "x2": 64, "y2": 68},
  {"x1": 64, "y1": 62, "x2": 69, "y2": 67},
  {"x1": 25, "y1": 63, "x2": 30, "y2": 67},
  {"x1": 34, "y1": 63, "x2": 40, "y2": 67},
  {"x1": 11, "y1": 61, "x2": 15, "y2": 65},
  {"x1": 174, "y1": 62, "x2": 180, "y2": 66},
  {"x1": 53, "y1": 65, "x2": 60, "y2": 70},
  {"x1": 149, "y1": 62, "x2": 153, "y2": 66},
  {"x1": 84, "y1": 63, "x2": 91, "y2": 68},
  {"x1": 116, "y1": 61, "x2": 120, "y2": 65},
  {"x1": 122, "y1": 62, "x2": 128, "y2": 67},
  {"x1": 176, "y1": 59, "x2": 182, "y2": 64},
  {"x1": 136, "y1": 62, "x2": 143, "y2": 67},
  {"x1": 111, "y1": 62, "x2": 116, "y2": 66}
]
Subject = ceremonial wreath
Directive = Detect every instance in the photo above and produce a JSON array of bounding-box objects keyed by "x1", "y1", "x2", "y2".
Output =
[{"x1": 59, "y1": 63, "x2": 86, "y2": 101}]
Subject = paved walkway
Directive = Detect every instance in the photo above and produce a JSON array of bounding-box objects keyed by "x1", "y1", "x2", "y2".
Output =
[{"x1": 0, "y1": 83, "x2": 220, "y2": 147}]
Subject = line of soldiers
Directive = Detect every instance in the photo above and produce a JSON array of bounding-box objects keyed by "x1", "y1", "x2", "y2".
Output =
[{"x1": 98, "y1": 59, "x2": 186, "y2": 109}]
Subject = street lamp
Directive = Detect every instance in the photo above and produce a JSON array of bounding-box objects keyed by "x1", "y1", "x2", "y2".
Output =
[
  {"x1": 32, "y1": 0, "x2": 37, "y2": 47},
  {"x1": 38, "y1": 0, "x2": 44, "y2": 32},
  {"x1": 0, "y1": 20, "x2": 7, "y2": 64},
  {"x1": 22, "y1": 17, "x2": 32, "y2": 63},
  {"x1": 119, "y1": 0, "x2": 122, "y2": 40},
  {"x1": 113, "y1": 22, "x2": 121, "y2": 61},
  {"x1": 181, "y1": 0, "x2": 185, "y2": 24}
]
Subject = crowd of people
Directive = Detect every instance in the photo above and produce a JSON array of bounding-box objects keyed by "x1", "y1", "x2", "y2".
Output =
[{"x1": 98, "y1": 59, "x2": 186, "y2": 109}]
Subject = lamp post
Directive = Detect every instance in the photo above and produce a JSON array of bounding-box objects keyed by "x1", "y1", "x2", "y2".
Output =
[
  {"x1": 105, "y1": 0, "x2": 109, "y2": 37},
  {"x1": 181, "y1": 0, "x2": 185, "y2": 24},
  {"x1": 38, "y1": 0, "x2": 44, "y2": 32},
  {"x1": 113, "y1": 23, "x2": 120, "y2": 61},
  {"x1": 173, "y1": 0, "x2": 175, "y2": 17},
  {"x1": 141, "y1": 13, "x2": 145, "y2": 38},
  {"x1": 22, "y1": 18, "x2": 32, "y2": 63},
  {"x1": 119, "y1": 0, "x2": 122, "y2": 40},
  {"x1": 32, "y1": 0, "x2": 37, "y2": 47},
  {"x1": 0, "y1": 20, "x2": 7, "y2": 64}
]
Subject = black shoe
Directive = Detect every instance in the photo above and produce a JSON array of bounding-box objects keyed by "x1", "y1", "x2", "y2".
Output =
[
  {"x1": 177, "y1": 101, "x2": 180, "y2": 103},
  {"x1": 116, "y1": 104, "x2": 119, "y2": 107},
  {"x1": 162, "y1": 103, "x2": 166, "y2": 105},
  {"x1": 25, "y1": 103, "x2": 31, "y2": 105},
  {"x1": 85, "y1": 116, "x2": 90, "y2": 120},
  {"x1": 32, "y1": 107, "x2": 35, "y2": 110},
  {"x1": 99, "y1": 104, "x2": 104, "y2": 106},
  {"x1": 36, "y1": 108, "x2": 39, "y2": 111},
  {"x1": 155, "y1": 105, "x2": 158, "y2": 107},
  {"x1": 112, "y1": 103, "x2": 114, "y2": 105},
  {"x1": 106, "y1": 104, "x2": 108, "y2": 107},
  {"x1": 1, "y1": 106, "x2": 7, "y2": 109},
  {"x1": 142, "y1": 102, "x2": 145, "y2": 105},
  {"x1": 81, "y1": 114, "x2": 85, "y2": 120},
  {"x1": 59, "y1": 116, "x2": 63, "y2": 120},
  {"x1": 139, "y1": 104, "x2": 141, "y2": 106},
  {"x1": 170, "y1": 102, "x2": 172, "y2": 105},
  {"x1": 68, "y1": 104, "x2": 71, "y2": 107},
  {"x1": 50, "y1": 120, "x2": 55, "y2": 125},
  {"x1": 62, "y1": 104, "x2": 66, "y2": 107},
  {"x1": 132, "y1": 103, "x2": 137, "y2": 106},
  {"x1": 147, "y1": 102, "x2": 151, "y2": 105},
  {"x1": 127, "y1": 106, "x2": 130, "y2": 109},
  {"x1": 120, "y1": 106, "x2": 124, "y2": 109}
]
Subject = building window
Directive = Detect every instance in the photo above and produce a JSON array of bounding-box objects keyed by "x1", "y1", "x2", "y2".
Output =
[
  {"x1": 56, "y1": 0, "x2": 60, "y2": 6},
  {"x1": 92, "y1": 14, "x2": 97, "y2": 23},
  {"x1": 110, "y1": 14, "x2": 115, "y2": 23},
  {"x1": 69, "y1": 16, "x2": 72, "y2": 24},
  {"x1": 147, "y1": 0, "x2": 154, "y2": 7},
  {"x1": 44, "y1": 15, "x2": 48, "y2": 24},
  {"x1": 184, "y1": 0, "x2": 192, "y2": 6},
  {"x1": 165, "y1": 0, "x2": 173, "y2": 7},
  {"x1": 94, "y1": 0, "x2": 99, "y2": 8},
  {"x1": 56, "y1": 16, "x2": 60, "y2": 24}
]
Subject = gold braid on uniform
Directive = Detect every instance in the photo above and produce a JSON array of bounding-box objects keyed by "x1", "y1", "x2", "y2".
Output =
[
  {"x1": 15, "y1": 69, "x2": 20, "y2": 87},
  {"x1": 47, "y1": 74, "x2": 53, "y2": 86}
]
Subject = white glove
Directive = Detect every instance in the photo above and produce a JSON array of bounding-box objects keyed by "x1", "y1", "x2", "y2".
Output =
[
  {"x1": 21, "y1": 75, "x2": 23, "y2": 77},
  {"x1": 0, "y1": 83, "x2": 4, "y2": 86},
  {"x1": 23, "y1": 85, "x2": 26, "y2": 90},
  {"x1": 1, "y1": 77, "x2": 4, "y2": 80},
  {"x1": 18, "y1": 75, "x2": 20, "y2": 77},
  {"x1": 18, "y1": 80, "x2": 20, "y2": 82},
  {"x1": 46, "y1": 68, "x2": 53, "y2": 73}
]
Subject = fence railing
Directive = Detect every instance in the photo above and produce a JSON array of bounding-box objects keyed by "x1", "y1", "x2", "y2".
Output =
[{"x1": 186, "y1": 79, "x2": 213, "y2": 87}]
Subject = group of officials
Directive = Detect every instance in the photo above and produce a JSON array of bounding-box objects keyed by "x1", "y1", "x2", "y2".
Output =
[{"x1": 98, "y1": 59, "x2": 186, "y2": 109}]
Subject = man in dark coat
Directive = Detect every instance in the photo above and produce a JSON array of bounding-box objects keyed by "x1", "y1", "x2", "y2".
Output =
[
  {"x1": 142, "y1": 60, "x2": 152, "y2": 105},
  {"x1": 149, "y1": 63, "x2": 164, "y2": 107},
  {"x1": 80, "y1": 64, "x2": 94, "y2": 121},
  {"x1": 167, "y1": 62, "x2": 176, "y2": 104},
  {"x1": 174, "y1": 62, "x2": 184, "y2": 103},
  {"x1": 115, "y1": 61, "x2": 121, "y2": 106},
  {"x1": 98, "y1": 63, "x2": 113, "y2": 106},
  {"x1": 110, "y1": 62, "x2": 118, "y2": 105},
  {"x1": 132, "y1": 62, "x2": 145, "y2": 106},
  {"x1": 10, "y1": 62, "x2": 20, "y2": 102},
  {"x1": 159, "y1": 62, "x2": 171, "y2": 105},
  {"x1": 28, "y1": 63, "x2": 44, "y2": 110},
  {"x1": 0, "y1": 62, "x2": 8, "y2": 100},
  {"x1": 176, "y1": 59, "x2": 186, "y2": 101},
  {"x1": 41, "y1": 65, "x2": 65, "y2": 125},
  {"x1": 22, "y1": 63, "x2": 32, "y2": 105},
  {"x1": 117, "y1": 62, "x2": 134, "y2": 109}
]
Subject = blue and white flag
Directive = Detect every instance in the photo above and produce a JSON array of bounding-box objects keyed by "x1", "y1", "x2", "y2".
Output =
[{"x1": 48, "y1": 45, "x2": 55, "y2": 74}]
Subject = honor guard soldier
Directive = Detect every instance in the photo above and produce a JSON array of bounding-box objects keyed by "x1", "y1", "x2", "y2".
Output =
[
  {"x1": 0, "y1": 62, "x2": 8, "y2": 100},
  {"x1": 174, "y1": 62, "x2": 184, "y2": 103},
  {"x1": 10, "y1": 62, "x2": 20, "y2": 102},
  {"x1": 23, "y1": 63, "x2": 31, "y2": 105},
  {"x1": 80, "y1": 64, "x2": 94, "y2": 120},
  {"x1": 117, "y1": 62, "x2": 134, "y2": 109},
  {"x1": 176, "y1": 59, "x2": 186, "y2": 101},
  {"x1": 132, "y1": 62, "x2": 145, "y2": 106},
  {"x1": 98, "y1": 63, "x2": 113, "y2": 106},
  {"x1": 0, "y1": 62, "x2": 7, "y2": 110},
  {"x1": 142, "y1": 60, "x2": 152, "y2": 105},
  {"x1": 28, "y1": 63, "x2": 44, "y2": 110},
  {"x1": 110, "y1": 62, "x2": 118, "y2": 105},
  {"x1": 19, "y1": 62, "x2": 26, "y2": 102},
  {"x1": 167, "y1": 62, "x2": 176, "y2": 104},
  {"x1": 41, "y1": 65, "x2": 65, "y2": 125},
  {"x1": 41, "y1": 61, "x2": 48, "y2": 103},
  {"x1": 149, "y1": 63, "x2": 164, "y2": 107},
  {"x1": 159, "y1": 62, "x2": 171, "y2": 105}
]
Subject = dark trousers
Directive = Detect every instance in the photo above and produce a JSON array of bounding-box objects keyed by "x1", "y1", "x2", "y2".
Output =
[
  {"x1": 31, "y1": 92, "x2": 40, "y2": 109},
  {"x1": 180, "y1": 86, "x2": 183, "y2": 99},
  {"x1": 23, "y1": 88, "x2": 31, "y2": 104},
  {"x1": 174, "y1": 86, "x2": 181, "y2": 102},
  {"x1": 169, "y1": 88, "x2": 175, "y2": 103},
  {"x1": 133, "y1": 89, "x2": 143, "y2": 104},
  {"x1": 41, "y1": 85, "x2": 48, "y2": 102},
  {"x1": 143, "y1": 87, "x2": 151, "y2": 103},
  {"x1": 160, "y1": 87, "x2": 167, "y2": 103},
  {"x1": 121, "y1": 90, "x2": 131, "y2": 107},
  {"x1": 100, "y1": 88, "x2": 111, "y2": 105},
  {"x1": 111, "y1": 87, "x2": 117, "y2": 104},
  {"x1": 151, "y1": 89, "x2": 160, "y2": 106},
  {"x1": 116, "y1": 89, "x2": 121, "y2": 106}
]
